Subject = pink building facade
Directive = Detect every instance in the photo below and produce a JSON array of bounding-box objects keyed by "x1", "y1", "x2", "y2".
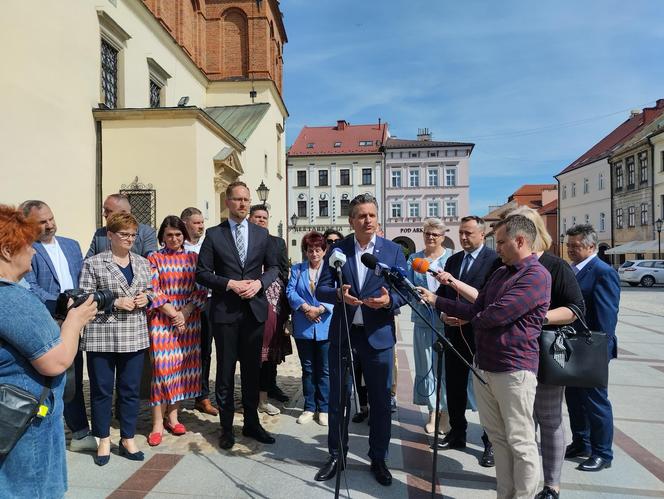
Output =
[{"x1": 383, "y1": 130, "x2": 473, "y2": 255}]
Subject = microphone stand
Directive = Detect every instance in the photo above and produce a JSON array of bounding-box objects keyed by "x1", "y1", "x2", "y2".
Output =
[
  {"x1": 383, "y1": 275, "x2": 486, "y2": 498},
  {"x1": 332, "y1": 263, "x2": 359, "y2": 499}
]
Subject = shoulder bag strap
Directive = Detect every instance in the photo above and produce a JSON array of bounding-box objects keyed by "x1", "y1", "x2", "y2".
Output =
[{"x1": 567, "y1": 303, "x2": 591, "y2": 334}]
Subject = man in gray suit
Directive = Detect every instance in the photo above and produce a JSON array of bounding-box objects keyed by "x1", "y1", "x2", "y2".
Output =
[{"x1": 86, "y1": 194, "x2": 157, "y2": 258}]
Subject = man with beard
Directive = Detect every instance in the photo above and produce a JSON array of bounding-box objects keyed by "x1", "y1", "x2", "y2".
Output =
[{"x1": 21, "y1": 200, "x2": 96, "y2": 452}]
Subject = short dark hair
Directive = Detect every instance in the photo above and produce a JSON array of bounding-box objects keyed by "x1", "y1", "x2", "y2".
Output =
[
  {"x1": 250, "y1": 204, "x2": 269, "y2": 216},
  {"x1": 19, "y1": 200, "x2": 48, "y2": 217},
  {"x1": 348, "y1": 193, "x2": 378, "y2": 218},
  {"x1": 323, "y1": 229, "x2": 343, "y2": 241},
  {"x1": 460, "y1": 215, "x2": 485, "y2": 231},
  {"x1": 566, "y1": 224, "x2": 598, "y2": 248},
  {"x1": 301, "y1": 231, "x2": 326, "y2": 253},
  {"x1": 225, "y1": 181, "x2": 249, "y2": 198},
  {"x1": 157, "y1": 215, "x2": 190, "y2": 247},
  {"x1": 494, "y1": 214, "x2": 536, "y2": 246},
  {"x1": 180, "y1": 207, "x2": 202, "y2": 220}
]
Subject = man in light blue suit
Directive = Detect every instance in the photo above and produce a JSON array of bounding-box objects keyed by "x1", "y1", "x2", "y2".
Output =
[
  {"x1": 21, "y1": 200, "x2": 96, "y2": 452},
  {"x1": 564, "y1": 224, "x2": 620, "y2": 472},
  {"x1": 314, "y1": 194, "x2": 407, "y2": 487}
]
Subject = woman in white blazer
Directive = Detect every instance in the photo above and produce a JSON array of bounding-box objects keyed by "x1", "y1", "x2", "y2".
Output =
[{"x1": 286, "y1": 232, "x2": 333, "y2": 426}]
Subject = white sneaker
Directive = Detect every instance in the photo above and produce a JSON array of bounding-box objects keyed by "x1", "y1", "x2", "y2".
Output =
[
  {"x1": 258, "y1": 401, "x2": 281, "y2": 416},
  {"x1": 297, "y1": 411, "x2": 315, "y2": 424},
  {"x1": 68, "y1": 434, "x2": 98, "y2": 452},
  {"x1": 317, "y1": 412, "x2": 328, "y2": 426}
]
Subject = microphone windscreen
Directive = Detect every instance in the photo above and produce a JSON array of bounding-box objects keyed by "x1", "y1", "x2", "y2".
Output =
[
  {"x1": 411, "y1": 257, "x2": 430, "y2": 274},
  {"x1": 360, "y1": 252, "x2": 378, "y2": 270}
]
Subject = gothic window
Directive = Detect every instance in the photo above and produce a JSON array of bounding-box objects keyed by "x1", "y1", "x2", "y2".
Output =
[{"x1": 101, "y1": 39, "x2": 118, "y2": 108}]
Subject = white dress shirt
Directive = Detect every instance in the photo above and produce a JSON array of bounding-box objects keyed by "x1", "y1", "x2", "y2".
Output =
[
  {"x1": 42, "y1": 239, "x2": 74, "y2": 291},
  {"x1": 352, "y1": 234, "x2": 376, "y2": 325},
  {"x1": 572, "y1": 252, "x2": 597, "y2": 275},
  {"x1": 227, "y1": 218, "x2": 249, "y2": 254},
  {"x1": 184, "y1": 236, "x2": 204, "y2": 254}
]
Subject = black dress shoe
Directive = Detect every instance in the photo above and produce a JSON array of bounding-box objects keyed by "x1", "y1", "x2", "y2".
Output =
[
  {"x1": 480, "y1": 443, "x2": 495, "y2": 467},
  {"x1": 268, "y1": 386, "x2": 290, "y2": 403},
  {"x1": 314, "y1": 456, "x2": 345, "y2": 481},
  {"x1": 565, "y1": 441, "x2": 591, "y2": 459},
  {"x1": 242, "y1": 425, "x2": 276, "y2": 444},
  {"x1": 93, "y1": 454, "x2": 110, "y2": 466},
  {"x1": 370, "y1": 459, "x2": 392, "y2": 486},
  {"x1": 577, "y1": 455, "x2": 611, "y2": 472},
  {"x1": 219, "y1": 431, "x2": 235, "y2": 450},
  {"x1": 352, "y1": 409, "x2": 369, "y2": 423},
  {"x1": 535, "y1": 486, "x2": 559, "y2": 499},
  {"x1": 434, "y1": 432, "x2": 466, "y2": 449}
]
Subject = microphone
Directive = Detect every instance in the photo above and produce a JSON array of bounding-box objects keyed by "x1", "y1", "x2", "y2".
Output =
[
  {"x1": 361, "y1": 253, "x2": 425, "y2": 305},
  {"x1": 329, "y1": 248, "x2": 347, "y2": 269},
  {"x1": 412, "y1": 257, "x2": 453, "y2": 284}
]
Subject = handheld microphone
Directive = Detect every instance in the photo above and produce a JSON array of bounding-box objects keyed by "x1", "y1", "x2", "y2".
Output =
[
  {"x1": 361, "y1": 253, "x2": 425, "y2": 305},
  {"x1": 329, "y1": 248, "x2": 347, "y2": 269},
  {"x1": 412, "y1": 257, "x2": 453, "y2": 284}
]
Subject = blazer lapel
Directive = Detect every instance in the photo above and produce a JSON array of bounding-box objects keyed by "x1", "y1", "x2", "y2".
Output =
[
  {"x1": 343, "y1": 238, "x2": 360, "y2": 293},
  {"x1": 34, "y1": 242, "x2": 59, "y2": 286},
  {"x1": 575, "y1": 256, "x2": 597, "y2": 283},
  {"x1": 221, "y1": 222, "x2": 243, "y2": 268},
  {"x1": 360, "y1": 236, "x2": 382, "y2": 295},
  {"x1": 301, "y1": 263, "x2": 315, "y2": 301},
  {"x1": 104, "y1": 253, "x2": 132, "y2": 295}
]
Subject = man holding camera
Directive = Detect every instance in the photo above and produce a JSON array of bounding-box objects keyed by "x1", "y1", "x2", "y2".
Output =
[{"x1": 21, "y1": 200, "x2": 96, "y2": 452}]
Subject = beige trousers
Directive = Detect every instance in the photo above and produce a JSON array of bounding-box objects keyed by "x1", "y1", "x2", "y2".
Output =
[{"x1": 474, "y1": 369, "x2": 540, "y2": 499}]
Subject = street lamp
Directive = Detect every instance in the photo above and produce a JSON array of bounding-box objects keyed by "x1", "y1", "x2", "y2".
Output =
[
  {"x1": 559, "y1": 233, "x2": 565, "y2": 258},
  {"x1": 256, "y1": 181, "x2": 270, "y2": 204},
  {"x1": 656, "y1": 218, "x2": 663, "y2": 260},
  {"x1": 290, "y1": 213, "x2": 298, "y2": 229}
]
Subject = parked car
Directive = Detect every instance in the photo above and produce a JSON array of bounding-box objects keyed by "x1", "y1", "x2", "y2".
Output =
[{"x1": 618, "y1": 259, "x2": 664, "y2": 287}]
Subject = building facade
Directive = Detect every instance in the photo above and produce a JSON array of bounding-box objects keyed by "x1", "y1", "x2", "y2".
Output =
[
  {"x1": 0, "y1": 0, "x2": 288, "y2": 244},
  {"x1": 286, "y1": 120, "x2": 388, "y2": 261},
  {"x1": 383, "y1": 131, "x2": 473, "y2": 254}
]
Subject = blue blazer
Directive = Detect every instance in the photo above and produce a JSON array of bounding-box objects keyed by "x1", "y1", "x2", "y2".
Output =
[
  {"x1": 574, "y1": 256, "x2": 621, "y2": 359},
  {"x1": 24, "y1": 236, "x2": 83, "y2": 315},
  {"x1": 316, "y1": 236, "x2": 407, "y2": 350},
  {"x1": 286, "y1": 262, "x2": 333, "y2": 341}
]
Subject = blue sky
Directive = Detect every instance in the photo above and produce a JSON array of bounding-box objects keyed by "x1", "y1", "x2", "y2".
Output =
[{"x1": 280, "y1": 0, "x2": 664, "y2": 214}]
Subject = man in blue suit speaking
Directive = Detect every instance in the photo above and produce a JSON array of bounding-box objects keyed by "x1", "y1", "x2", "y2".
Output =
[
  {"x1": 564, "y1": 224, "x2": 620, "y2": 472},
  {"x1": 314, "y1": 194, "x2": 407, "y2": 486}
]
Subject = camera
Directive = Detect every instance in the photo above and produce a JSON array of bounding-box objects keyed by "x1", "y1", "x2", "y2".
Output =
[{"x1": 54, "y1": 288, "x2": 115, "y2": 320}]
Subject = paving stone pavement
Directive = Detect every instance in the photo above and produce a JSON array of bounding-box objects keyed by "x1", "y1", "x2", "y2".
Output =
[{"x1": 64, "y1": 286, "x2": 664, "y2": 498}]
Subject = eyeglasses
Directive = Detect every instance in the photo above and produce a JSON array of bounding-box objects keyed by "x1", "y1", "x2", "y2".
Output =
[
  {"x1": 424, "y1": 232, "x2": 443, "y2": 238},
  {"x1": 115, "y1": 231, "x2": 138, "y2": 240},
  {"x1": 326, "y1": 239, "x2": 340, "y2": 245}
]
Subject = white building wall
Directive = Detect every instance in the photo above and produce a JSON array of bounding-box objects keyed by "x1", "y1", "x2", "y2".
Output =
[{"x1": 557, "y1": 158, "x2": 612, "y2": 247}]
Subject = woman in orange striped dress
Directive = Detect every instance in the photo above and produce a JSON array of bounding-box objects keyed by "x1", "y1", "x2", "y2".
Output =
[{"x1": 147, "y1": 216, "x2": 207, "y2": 446}]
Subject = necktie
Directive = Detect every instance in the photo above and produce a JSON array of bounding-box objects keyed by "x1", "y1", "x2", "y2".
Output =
[
  {"x1": 235, "y1": 224, "x2": 246, "y2": 266},
  {"x1": 459, "y1": 253, "x2": 473, "y2": 281}
]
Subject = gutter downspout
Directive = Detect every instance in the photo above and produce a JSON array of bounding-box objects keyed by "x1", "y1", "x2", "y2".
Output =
[
  {"x1": 95, "y1": 119, "x2": 103, "y2": 228},
  {"x1": 648, "y1": 135, "x2": 656, "y2": 255}
]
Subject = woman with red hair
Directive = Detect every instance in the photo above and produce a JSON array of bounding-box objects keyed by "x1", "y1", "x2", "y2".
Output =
[{"x1": 0, "y1": 205, "x2": 96, "y2": 497}]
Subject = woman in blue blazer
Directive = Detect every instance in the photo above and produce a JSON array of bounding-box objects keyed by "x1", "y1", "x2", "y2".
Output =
[
  {"x1": 286, "y1": 232, "x2": 334, "y2": 426},
  {"x1": 407, "y1": 218, "x2": 453, "y2": 434}
]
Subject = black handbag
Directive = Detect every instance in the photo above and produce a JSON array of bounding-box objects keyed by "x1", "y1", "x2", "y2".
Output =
[
  {"x1": 0, "y1": 339, "x2": 53, "y2": 456},
  {"x1": 538, "y1": 304, "x2": 609, "y2": 388}
]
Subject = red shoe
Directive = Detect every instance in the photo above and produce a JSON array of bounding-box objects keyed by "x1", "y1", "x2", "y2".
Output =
[
  {"x1": 164, "y1": 421, "x2": 186, "y2": 436},
  {"x1": 148, "y1": 432, "x2": 163, "y2": 446}
]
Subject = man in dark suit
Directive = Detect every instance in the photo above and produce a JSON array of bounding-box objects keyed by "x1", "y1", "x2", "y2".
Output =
[
  {"x1": 20, "y1": 200, "x2": 96, "y2": 452},
  {"x1": 314, "y1": 194, "x2": 407, "y2": 486},
  {"x1": 86, "y1": 193, "x2": 157, "y2": 258},
  {"x1": 248, "y1": 204, "x2": 291, "y2": 411},
  {"x1": 196, "y1": 181, "x2": 279, "y2": 450},
  {"x1": 565, "y1": 224, "x2": 620, "y2": 472},
  {"x1": 436, "y1": 215, "x2": 499, "y2": 467}
]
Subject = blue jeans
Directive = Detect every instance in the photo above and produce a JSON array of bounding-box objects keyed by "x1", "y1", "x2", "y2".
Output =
[
  {"x1": 63, "y1": 350, "x2": 90, "y2": 437},
  {"x1": 87, "y1": 350, "x2": 145, "y2": 439},
  {"x1": 295, "y1": 338, "x2": 330, "y2": 413}
]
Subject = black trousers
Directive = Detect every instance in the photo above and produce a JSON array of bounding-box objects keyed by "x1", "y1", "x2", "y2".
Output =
[
  {"x1": 444, "y1": 327, "x2": 476, "y2": 435},
  {"x1": 259, "y1": 361, "x2": 277, "y2": 392},
  {"x1": 353, "y1": 355, "x2": 368, "y2": 407},
  {"x1": 197, "y1": 304, "x2": 214, "y2": 401},
  {"x1": 212, "y1": 315, "x2": 264, "y2": 431}
]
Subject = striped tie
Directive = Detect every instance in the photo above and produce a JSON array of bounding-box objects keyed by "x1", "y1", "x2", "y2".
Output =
[{"x1": 235, "y1": 224, "x2": 246, "y2": 266}]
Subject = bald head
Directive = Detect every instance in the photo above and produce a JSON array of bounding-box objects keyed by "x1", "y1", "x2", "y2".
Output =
[{"x1": 103, "y1": 194, "x2": 131, "y2": 222}]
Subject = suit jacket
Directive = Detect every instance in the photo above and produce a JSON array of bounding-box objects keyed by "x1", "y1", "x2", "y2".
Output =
[
  {"x1": 78, "y1": 251, "x2": 151, "y2": 353},
  {"x1": 286, "y1": 261, "x2": 334, "y2": 341},
  {"x1": 271, "y1": 235, "x2": 290, "y2": 283},
  {"x1": 438, "y1": 246, "x2": 500, "y2": 340},
  {"x1": 574, "y1": 255, "x2": 620, "y2": 359},
  {"x1": 195, "y1": 220, "x2": 279, "y2": 323},
  {"x1": 24, "y1": 236, "x2": 83, "y2": 315},
  {"x1": 85, "y1": 223, "x2": 158, "y2": 258},
  {"x1": 316, "y1": 236, "x2": 407, "y2": 350}
]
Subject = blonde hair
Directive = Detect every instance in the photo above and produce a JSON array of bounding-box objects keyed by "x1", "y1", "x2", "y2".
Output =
[{"x1": 504, "y1": 205, "x2": 552, "y2": 252}]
